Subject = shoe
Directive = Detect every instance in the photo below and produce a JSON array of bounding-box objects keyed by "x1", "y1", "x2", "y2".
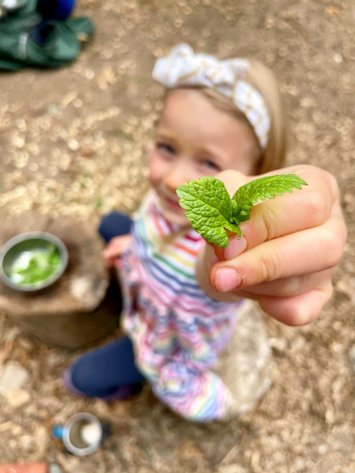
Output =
[{"x1": 63, "y1": 368, "x2": 143, "y2": 401}]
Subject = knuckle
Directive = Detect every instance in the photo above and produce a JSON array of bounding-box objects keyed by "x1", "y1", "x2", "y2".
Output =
[
  {"x1": 306, "y1": 189, "x2": 329, "y2": 225},
  {"x1": 316, "y1": 166, "x2": 341, "y2": 204},
  {"x1": 283, "y1": 306, "x2": 305, "y2": 326},
  {"x1": 257, "y1": 249, "x2": 283, "y2": 282},
  {"x1": 284, "y1": 305, "x2": 314, "y2": 326},
  {"x1": 295, "y1": 164, "x2": 338, "y2": 195},
  {"x1": 248, "y1": 205, "x2": 278, "y2": 244},
  {"x1": 318, "y1": 228, "x2": 344, "y2": 267},
  {"x1": 323, "y1": 169, "x2": 340, "y2": 201},
  {"x1": 261, "y1": 207, "x2": 280, "y2": 240}
]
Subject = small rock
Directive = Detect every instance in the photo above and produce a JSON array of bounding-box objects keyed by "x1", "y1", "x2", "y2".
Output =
[
  {"x1": 0, "y1": 361, "x2": 29, "y2": 395},
  {"x1": 49, "y1": 464, "x2": 64, "y2": 473},
  {"x1": 269, "y1": 337, "x2": 287, "y2": 354},
  {"x1": 80, "y1": 146, "x2": 96, "y2": 157},
  {"x1": 34, "y1": 424, "x2": 50, "y2": 457},
  {"x1": 6, "y1": 389, "x2": 31, "y2": 407}
]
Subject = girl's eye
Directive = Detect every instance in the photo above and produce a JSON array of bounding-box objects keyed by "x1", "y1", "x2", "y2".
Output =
[
  {"x1": 156, "y1": 142, "x2": 176, "y2": 156},
  {"x1": 200, "y1": 158, "x2": 221, "y2": 172}
]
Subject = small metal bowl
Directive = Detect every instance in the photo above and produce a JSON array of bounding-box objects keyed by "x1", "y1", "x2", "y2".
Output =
[{"x1": 0, "y1": 231, "x2": 68, "y2": 292}]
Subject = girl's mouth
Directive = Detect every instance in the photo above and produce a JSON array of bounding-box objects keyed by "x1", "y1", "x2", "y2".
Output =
[{"x1": 163, "y1": 195, "x2": 182, "y2": 210}]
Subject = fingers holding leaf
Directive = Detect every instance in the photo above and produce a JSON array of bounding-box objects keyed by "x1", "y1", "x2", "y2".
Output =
[{"x1": 177, "y1": 173, "x2": 307, "y2": 248}]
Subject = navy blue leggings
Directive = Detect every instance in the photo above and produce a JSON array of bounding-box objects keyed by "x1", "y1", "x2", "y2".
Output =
[
  {"x1": 69, "y1": 212, "x2": 145, "y2": 397},
  {"x1": 98, "y1": 211, "x2": 133, "y2": 243},
  {"x1": 70, "y1": 336, "x2": 145, "y2": 396}
]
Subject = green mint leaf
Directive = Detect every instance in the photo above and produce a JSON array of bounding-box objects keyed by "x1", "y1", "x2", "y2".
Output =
[
  {"x1": 233, "y1": 174, "x2": 308, "y2": 209},
  {"x1": 176, "y1": 177, "x2": 241, "y2": 247},
  {"x1": 177, "y1": 173, "x2": 308, "y2": 248}
]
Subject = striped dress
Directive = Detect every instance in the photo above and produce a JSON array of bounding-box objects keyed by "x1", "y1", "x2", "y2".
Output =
[{"x1": 119, "y1": 191, "x2": 243, "y2": 421}]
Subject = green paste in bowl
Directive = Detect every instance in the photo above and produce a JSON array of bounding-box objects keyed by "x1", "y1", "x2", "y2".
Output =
[
  {"x1": 8, "y1": 244, "x2": 61, "y2": 285},
  {"x1": 0, "y1": 232, "x2": 68, "y2": 291}
]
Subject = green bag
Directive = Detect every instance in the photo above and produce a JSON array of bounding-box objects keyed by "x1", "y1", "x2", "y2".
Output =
[
  {"x1": 0, "y1": 0, "x2": 36, "y2": 18},
  {"x1": 0, "y1": 0, "x2": 94, "y2": 70}
]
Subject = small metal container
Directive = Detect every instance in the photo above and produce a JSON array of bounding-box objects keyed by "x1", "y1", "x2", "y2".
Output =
[
  {"x1": 0, "y1": 231, "x2": 68, "y2": 292},
  {"x1": 52, "y1": 412, "x2": 110, "y2": 456}
]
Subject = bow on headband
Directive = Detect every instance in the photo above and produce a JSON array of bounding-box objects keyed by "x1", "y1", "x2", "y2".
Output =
[{"x1": 152, "y1": 43, "x2": 270, "y2": 149}]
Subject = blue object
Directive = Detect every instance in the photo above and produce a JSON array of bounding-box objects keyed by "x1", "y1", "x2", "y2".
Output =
[
  {"x1": 37, "y1": 0, "x2": 76, "y2": 20},
  {"x1": 67, "y1": 336, "x2": 145, "y2": 397},
  {"x1": 98, "y1": 212, "x2": 133, "y2": 242},
  {"x1": 52, "y1": 424, "x2": 65, "y2": 440}
]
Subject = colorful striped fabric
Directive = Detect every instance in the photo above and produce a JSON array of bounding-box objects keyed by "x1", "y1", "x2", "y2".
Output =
[{"x1": 119, "y1": 191, "x2": 243, "y2": 421}]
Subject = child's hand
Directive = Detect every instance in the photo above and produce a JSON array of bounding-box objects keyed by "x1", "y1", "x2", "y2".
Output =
[
  {"x1": 197, "y1": 165, "x2": 347, "y2": 326},
  {"x1": 102, "y1": 235, "x2": 131, "y2": 267}
]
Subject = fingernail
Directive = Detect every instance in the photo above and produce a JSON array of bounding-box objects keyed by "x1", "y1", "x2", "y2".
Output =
[
  {"x1": 224, "y1": 236, "x2": 247, "y2": 260},
  {"x1": 214, "y1": 267, "x2": 242, "y2": 293}
]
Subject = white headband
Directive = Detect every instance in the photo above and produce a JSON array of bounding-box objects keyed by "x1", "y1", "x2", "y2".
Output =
[{"x1": 152, "y1": 43, "x2": 270, "y2": 149}]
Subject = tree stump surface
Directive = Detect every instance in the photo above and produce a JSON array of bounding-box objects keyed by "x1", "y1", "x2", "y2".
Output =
[{"x1": 0, "y1": 212, "x2": 118, "y2": 348}]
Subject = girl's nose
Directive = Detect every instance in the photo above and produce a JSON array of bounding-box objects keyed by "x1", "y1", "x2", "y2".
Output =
[{"x1": 164, "y1": 162, "x2": 188, "y2": 192}]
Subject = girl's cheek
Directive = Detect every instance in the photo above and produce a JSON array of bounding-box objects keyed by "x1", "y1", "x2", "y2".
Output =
[
  {"x1": 148, "y1": 170, "x2": 157, "y2": 188},
  {"x1": 149, "y1": 158, "x2": 164, "y2": 187}
]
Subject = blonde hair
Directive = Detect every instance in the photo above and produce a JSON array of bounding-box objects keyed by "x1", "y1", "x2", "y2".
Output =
[
  {"x1": 244, "y1": 59, "x2": 287, "y2": 173},
  {"x1": 199, "y1": 58, "x2": 287, "y2": 175}
]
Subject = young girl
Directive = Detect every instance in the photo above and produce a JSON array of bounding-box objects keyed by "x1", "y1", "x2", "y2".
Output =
[{"x1": 64, "y1": 44, "x2": 346, "y2": 421}]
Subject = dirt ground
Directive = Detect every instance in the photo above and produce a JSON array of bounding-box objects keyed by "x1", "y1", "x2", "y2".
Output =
[{"x1": 0, "y1": 1, "x2": 354, "y2": 472}]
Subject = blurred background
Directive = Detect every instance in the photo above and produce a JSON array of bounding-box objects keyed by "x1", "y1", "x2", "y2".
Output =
[{"x1": 0, "y1": 1, "x2": 354, "y2": 472}]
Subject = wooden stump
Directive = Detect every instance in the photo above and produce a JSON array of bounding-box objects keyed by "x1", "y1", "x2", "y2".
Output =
[{"x1": 0, "y1": 212, "x2": 119, "y2": 349}]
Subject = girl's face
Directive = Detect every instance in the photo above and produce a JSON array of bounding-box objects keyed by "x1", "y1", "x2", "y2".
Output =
[{"x1": 149, "y1": 88, "x2": 260, "y2": 225}]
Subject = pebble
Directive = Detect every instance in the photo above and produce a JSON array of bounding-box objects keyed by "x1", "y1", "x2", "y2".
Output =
[
  {"x1": 0, "y1": 1, "x2": 353, "y2": 471},
  {"x1": 0, "y1": 361, "x2": 29, "y2": 395},
  {"x1": 6, "y1": 389, "x2": 31, "y2": 408}
]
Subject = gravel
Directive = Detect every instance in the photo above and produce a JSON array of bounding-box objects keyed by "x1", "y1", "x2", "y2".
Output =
[{"x1": 0, "y1": 1, "x2": 354, "y2": 471}]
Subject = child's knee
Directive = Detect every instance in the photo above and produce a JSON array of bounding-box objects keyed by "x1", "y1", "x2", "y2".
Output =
[{"x1": 98, "y1": 212, "x2": 132, "y2": 242}]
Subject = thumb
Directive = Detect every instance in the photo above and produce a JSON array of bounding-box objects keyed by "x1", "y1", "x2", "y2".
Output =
[
  {"x1": 215, "y1": 169, "x2": 249, "y2": 198},
  {"x1": 212, "y1": 169, "x2": 251, "y2": 261}
]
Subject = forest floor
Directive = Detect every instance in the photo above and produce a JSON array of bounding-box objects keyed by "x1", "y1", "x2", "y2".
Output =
[{"x1": 0, "y1": 1, "x2": 354, "y2": 472}]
